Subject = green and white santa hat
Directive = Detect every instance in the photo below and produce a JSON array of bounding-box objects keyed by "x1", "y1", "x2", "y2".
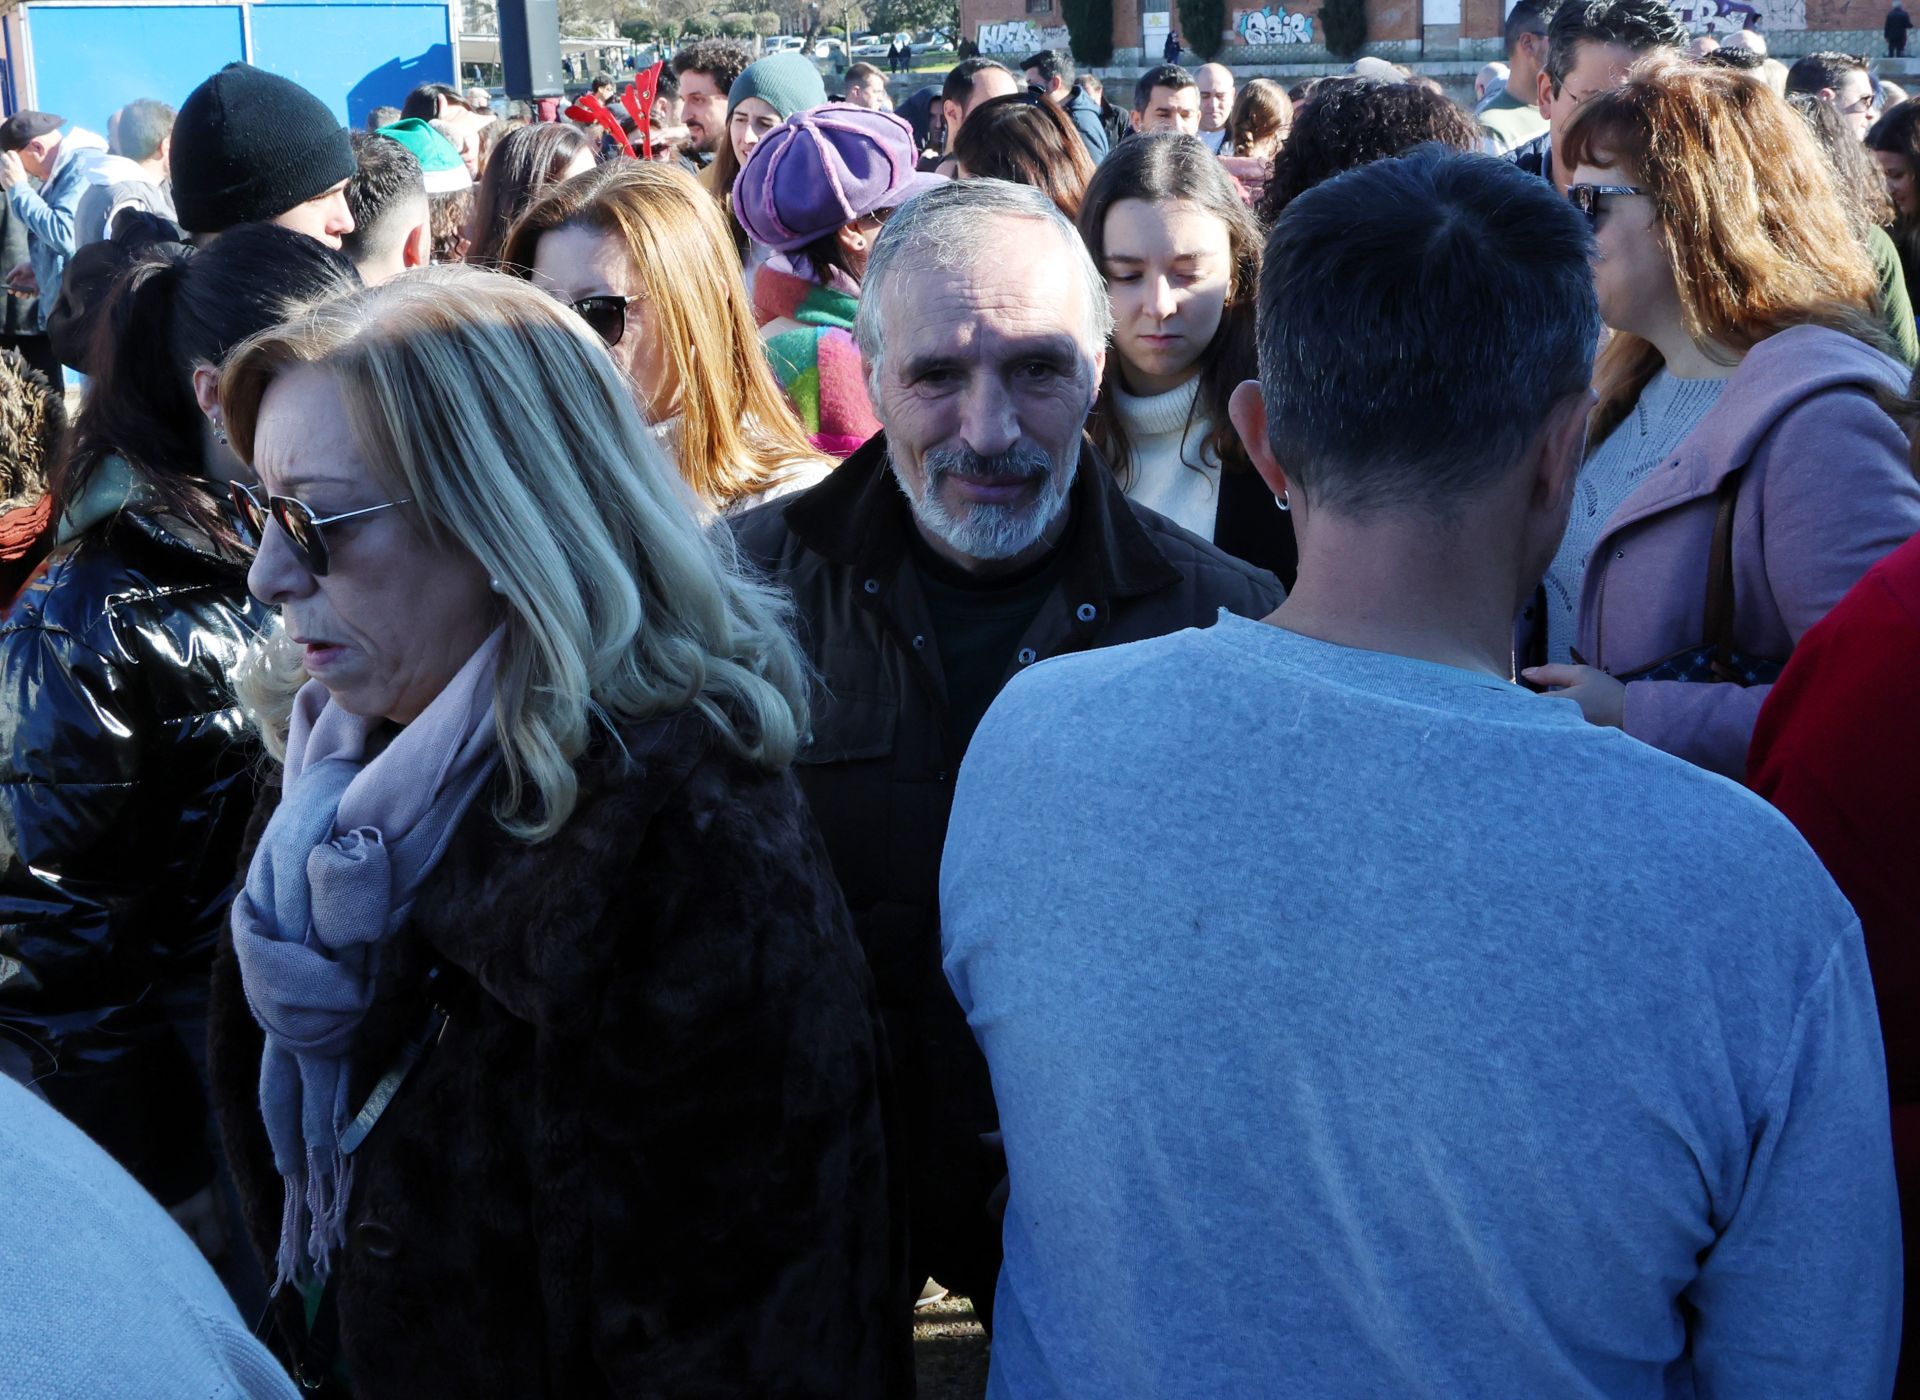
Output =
[{"x1": 374, "y1": 117, "x2": 472, "y2": 193}]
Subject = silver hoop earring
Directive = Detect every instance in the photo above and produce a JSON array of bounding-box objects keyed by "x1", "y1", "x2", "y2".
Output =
[{"x1": 1274, "y1": 491, "x2": 1290, "y2": 513}]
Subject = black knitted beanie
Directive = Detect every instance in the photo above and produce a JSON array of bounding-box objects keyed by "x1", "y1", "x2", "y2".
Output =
[{"x1": 172, "y1": 63, "x2": 355, "y2": 234}]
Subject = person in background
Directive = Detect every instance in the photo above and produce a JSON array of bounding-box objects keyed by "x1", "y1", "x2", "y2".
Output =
[
  {"x1": 0, "y1": 225, "x2": 358, "y2": 1290},
  {"x1": 937, "y1": 57, "x2": 1021, "y2": 172},
  {"x1": 1892, "y1": 2, "x2": 1914, "y2": 56},
  {"x1": 942, "y1": 144, "x2": 1901, "y2": 1400},
  {"x1": 1747, "y1": 413, "x2": 1920, "y2": 1400},
  {"x1": 1685, "y1": 32, "x2": 1721, "y2": 57},
  {"x1": 1788, "y1": 91, "x2": 1918, "y2": 363},
  {"x1": 1722, "y1": 24, "x2": 1766, "y2": 53},
  {"x1": 844, "y1": 61, "x2": 892, "y2": 109},
  {"x1": 463, "y1": 122, "x2": 596, "y2": 268},
  {"x1": 376, "y1": 117, "x2": 473, "y2": 263},
  {"x1": 0, "y1": 347, "x2": 65, "y2": 600},
  {"x1": 507, "y1": 160, "x2": 831, "y2": 513},
  {"x1": 1164, "y1": 27, "x2": 1183, "y2": 63},
  {"x1": 1222, "y1": 78, "x2": 1291, "y2": 207},
  {"x1": 342, "y1": 130, "x2": 430, "y2": 285},
  {"x1": 77, "y1": 99, "x2": 175, "y2": 245},
  {"x1": 1022, "y1": 48, "x2": 1109, "y2": 162},
  {"x1": 953, "y1": 91, "x2": 1096, "y2": 220},
  {"x1": 1476, "y1": 59, "x2": 1510, "y2": 100},
  {"x1": 1079, "y1": 134, "x2": 1295, "y2": 585},
  {"x1": 0, "y1": 196, "x2": 53, "y2": 384},
  {"x1": 1078, "y1": 73, "x2": 1133, "y2": 149},
  {"x1": 733, "y1": 176, "x2": 1281, "y2": 1338},
  {"x1": 0, "y1": 111, "x2": 113, "y2": 349},
  {"x1": 1132, "y1": 63, "x2": 1201, "y2": 134},
  {"x1": 590, "y1": 71, "x2": 616, "y2": 103},
  {"x1": 732, "y1": 106, "x2": 941, "y2": 457},
  {"x1": 1194, "y1": 61, "x2": 1236, "y2": 153},
  {"x1": 671, "y1": 38, "x2": 753, "y2": 168},
  {"x1": 1785, "y1": 50, "x2": 1879, "y2": 137},
  {"x1": 0, "y1": 1074, "x2": 299, "y2": 1397},
  {"x1": 1505, "y1": 0, "x2": 1685, "y2": 188},
  {"x1": 1885, "y1": 76, "x2": 1912, "y2": 106},
  {"x1": 1260, "y1": 78, "x2": 1478, "y2": 224},
  {"x1": 172, "y1": 64, "x2": 356, "y2": 246},
  {"x1": 1870, "y1": 98, "x2": 1920, "y2": 309},
  {"x1": 465, "y1": 84, "x2": 493, "y2": 113},
  {"x1": 1521, "y1": 60, "x2": 1920, "y2": 777},
  {"x1": 473, "y1": 112, "x2": 522, "y2": 173},
  {"x1": 1478, "y1": 0, "x2": 1552, "y2": 152},
  {"x1": 709, "y1": 52, "x2": 827, "y2": 267},
  {"x1": 210, "y1": 266, "x2": 905, "y2": 1397},
  {"x1": 366, "y1": 105, "x2": 401, "y2": 132}
]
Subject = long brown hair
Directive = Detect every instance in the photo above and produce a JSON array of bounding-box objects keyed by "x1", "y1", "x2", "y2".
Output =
[
  {"x1": 1228, "y1": 79, "x2": 1292, "y2": 159},
  {"x1": 465, "y1": 122, "x2": 596, "y2": 267},
  {"x1": 1560, "y1": 58, "x2": 1886, "y2": 447},
  {"x1": 952, "y1": 92, "x2": 1096, "y2": 221},
  {"x1": 1076, "y1": 133, "x2": 1261, "y2": 483},
  {"x1": 501, "y1": 161, "x2": 827, "y2": 512}
]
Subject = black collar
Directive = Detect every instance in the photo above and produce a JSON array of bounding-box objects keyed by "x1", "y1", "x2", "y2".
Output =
[{"x1": 779, "y1": 431, "x2": 1183, "y2": 601}]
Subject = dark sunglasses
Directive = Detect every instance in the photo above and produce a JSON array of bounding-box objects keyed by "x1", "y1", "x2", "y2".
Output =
[
  {"x1": 230, "y1": 481, "x2": 412, "y2": 577},
  {"x1": 568, "y1": 293, "x2": 641, "y2": 348},
  {"x1": 1565, "y1": 182, "x2": 1648, "y2": 226}
]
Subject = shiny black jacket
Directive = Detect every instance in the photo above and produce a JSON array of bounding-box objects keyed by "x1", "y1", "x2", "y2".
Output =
[{"x1": 0, "y1": 490, "x2": 268, "y2": 1205}]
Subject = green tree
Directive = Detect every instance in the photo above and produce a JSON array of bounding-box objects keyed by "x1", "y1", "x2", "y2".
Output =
[
  {"x1": 1320, "y1": 0, "x2": 1365, "y2": 55},
  {"x1": 753, "y1": 8, "x2": 782, "y2": 32},
  {"x1": 1061, "y1": 0, "x2": 1113, "y2": 63},
  {"x1": 1175, "y1": 0, "x2": 1226, "y2": 57}
]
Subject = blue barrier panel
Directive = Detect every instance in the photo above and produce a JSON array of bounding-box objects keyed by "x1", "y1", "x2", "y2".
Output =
[
  {"x1": 22, "y1": 5, "x2": 246, "y2": 135},
  {"x1": 249, "y1": 3, "x2": 452, "y2": 127}
]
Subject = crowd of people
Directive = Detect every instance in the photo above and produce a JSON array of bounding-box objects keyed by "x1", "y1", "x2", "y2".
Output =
[{"x1": 0, "y1": 6, "x2": 1918, "y2": 1395}]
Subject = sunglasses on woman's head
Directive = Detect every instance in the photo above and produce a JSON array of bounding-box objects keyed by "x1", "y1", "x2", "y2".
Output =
[
  {"x1": 229, "y1": 481, "x2": 412, "y2": 577},
  {"x1": 1565, "y1": 182, "x2": 1648, "y2": 226},
  {"x1": 568, "y1": 293, "x2": 641, "y2": 348}
]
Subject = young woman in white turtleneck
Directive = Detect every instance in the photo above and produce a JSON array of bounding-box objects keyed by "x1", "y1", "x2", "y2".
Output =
[{"x1": 1079, "y1": 133, "x2": 1296, "y2": 585}]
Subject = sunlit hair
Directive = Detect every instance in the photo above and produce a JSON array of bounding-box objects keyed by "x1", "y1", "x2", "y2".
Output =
[
  {"x1": 1077, "y1": 134, "x2": 1261, "y2": 484},
  {"x1": 951, "y1": 92, "x2": 1096, "y2": 220},
  {"x1": 499, "y1": 160, "x2": 828, "y2": 512},
  {"x1": 464, "y1": 121, "x2": 595, "y2": 266},
  {"x1": 1227, "y1": 78, "x2": 1292, "y2": 159},
  {"x1": 1560, "y1": 56, "x2": 1886, "y2": 447},
  {"x1": 220, "y1": 266, "x2": 810, "y2": 842}
]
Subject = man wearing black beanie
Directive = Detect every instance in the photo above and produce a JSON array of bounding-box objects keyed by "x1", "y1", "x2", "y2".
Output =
[{"x1": 171, "y1": 63, "x2": 356, "y2": 245}]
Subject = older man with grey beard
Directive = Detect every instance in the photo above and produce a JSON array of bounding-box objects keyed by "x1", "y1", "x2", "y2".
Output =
[{"x1": 733, "y1": 176, "x2": 1282, "y2": 1334}]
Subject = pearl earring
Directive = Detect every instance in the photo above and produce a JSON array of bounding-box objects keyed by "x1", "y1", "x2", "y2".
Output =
[{"x1": 489, "y1": 577, "x2": 505, "y2": 593}]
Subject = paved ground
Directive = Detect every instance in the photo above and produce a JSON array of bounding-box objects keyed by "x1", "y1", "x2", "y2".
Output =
[{"x1": 913, "y1": 1292, "x2": 989, "y2": 1399}]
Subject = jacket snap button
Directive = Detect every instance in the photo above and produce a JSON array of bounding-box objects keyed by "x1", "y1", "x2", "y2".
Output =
[
  {"x1": 911, "y1": 634, "x2": 926, "y2": 649},
  {"x1": 1614, "y1": 550, "x2": 1625, "y2": 560},
  {"x1": 1017, "y1": 647, "x2": 1037, "y2": 665},
  {"x1": 1075, "y1": 603, "x2": 1096, "y2": 622},
  {"x1": 863, "y1": 578, "x2": 880, "y2": 594}
]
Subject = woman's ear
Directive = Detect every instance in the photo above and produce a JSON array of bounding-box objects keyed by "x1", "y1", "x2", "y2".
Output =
[{"x1": 191, "y1": 362, "x2": 222, "y2": 426}]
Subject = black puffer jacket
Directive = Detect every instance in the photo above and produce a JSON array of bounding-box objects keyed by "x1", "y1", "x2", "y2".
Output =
[{"x1": 0, "y1": 466, "x2": 268, "y2": 1205}]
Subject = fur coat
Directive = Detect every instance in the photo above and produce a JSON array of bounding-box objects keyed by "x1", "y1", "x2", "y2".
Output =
[{"x1": 209, "y1": 709, "x2": 911, "y2": 1397}]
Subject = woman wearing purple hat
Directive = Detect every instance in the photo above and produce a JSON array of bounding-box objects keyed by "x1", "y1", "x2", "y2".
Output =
[{"x1": 731, "y1": 105, "x2": 944, "y2": 458}]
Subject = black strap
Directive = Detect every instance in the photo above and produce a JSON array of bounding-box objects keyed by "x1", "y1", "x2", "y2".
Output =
[
  {"x1": 1702, "y1": 472, "x2": 1743, "y2": 672},
  {"x1": 285, "y1": 962, "x2": 456, "y2": 1393}
]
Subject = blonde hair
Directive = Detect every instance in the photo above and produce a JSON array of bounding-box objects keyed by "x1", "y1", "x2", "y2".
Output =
[
  {"x1": 220, "y1": 265, "x2": 810, "y2": 842},
  {"x1": 500, "y1": 161, "x2": 828, "y2": 513},
  {"x1": 1560, "y1": 57, "x2": 1886, "y2": 446}
]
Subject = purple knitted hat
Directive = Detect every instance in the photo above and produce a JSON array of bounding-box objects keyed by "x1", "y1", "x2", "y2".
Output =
[{"x1": 732, "y1": 104, "x2": 946, "y2": 252}]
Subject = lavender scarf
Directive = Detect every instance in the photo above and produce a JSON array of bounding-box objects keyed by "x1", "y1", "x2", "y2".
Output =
[{"x1": 231, "y1": 629, "x2": 504, "y2": 1290}]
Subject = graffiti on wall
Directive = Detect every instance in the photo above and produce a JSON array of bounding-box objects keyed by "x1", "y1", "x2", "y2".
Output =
[
  {"x1": 977, "y1": 20, "x2": 1071, "y2": 52},
  {"x1": 1667, "y1": 0, "x2": 1803, "y2": 31},
  {"x1": 1231, "y1": 5, "x2": 1316, "y2": 43}
]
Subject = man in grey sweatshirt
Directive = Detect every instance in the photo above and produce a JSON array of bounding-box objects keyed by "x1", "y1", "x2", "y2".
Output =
[{"x1": 941, "y1": 148, "x2": 1901, "y2": 1399}]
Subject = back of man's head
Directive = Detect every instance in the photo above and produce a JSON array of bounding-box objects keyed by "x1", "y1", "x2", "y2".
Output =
[
  {"x1": 1022, "y1": 48, "x2": 1074, "y2": 90},
  {"x1": 342, "y1": 130, "x2": 427, "y2": 275},
  {"x1": 1544, "y1": 0, "x2": 1685, "y2": 94},
  {"x1": 401, "y1": 82, "x2": 465, "y2": 122},
  {"x1": 1785, "y1": 50, "x2": 1869, "y2": 97},
  {"x1": 112, "y1": 99, "x2": 174, "y2": 161},
  {"x1": 944, "y1": 56, "x2": 1013, "y2": 106},
  {"x1": 1255, "y1": 148, "x2": 1597, "y2": 519},
  {"x1": 1133, "y1": 62, "x2": 1196, "y2": 112},
  {"x1": 671, "y1": 37, "x2": 753, "y2": 90},
  {"x1": 1504, "y1": 0, "x2": 1555, "y2": 57}
]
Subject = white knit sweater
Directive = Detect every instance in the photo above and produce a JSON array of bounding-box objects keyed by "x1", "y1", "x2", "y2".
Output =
[{"x1": 1111, "y1": 378, "x2": 1223, "y2": 542}]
